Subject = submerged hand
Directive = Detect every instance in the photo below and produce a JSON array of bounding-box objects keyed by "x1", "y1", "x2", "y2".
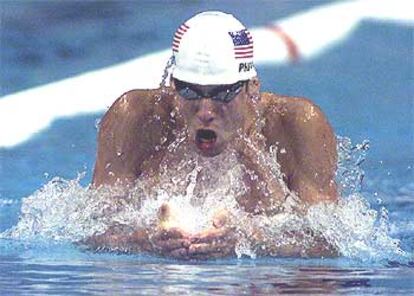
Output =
[
  {"x1": 151, "y1": 226, "x2": 191, "y2": 258},
  {"x1": 187, "y1": 227, "x2": 237, "y2": 259},
  {"x1": 153, "y1": 205, "x2": 237, "y2": 260},
  {"x1": 151, "y1": 203, "x2": 192, "y2": 258},
  {"x1": 186, "y1": 210, "x2": 237, "y2": 260}
]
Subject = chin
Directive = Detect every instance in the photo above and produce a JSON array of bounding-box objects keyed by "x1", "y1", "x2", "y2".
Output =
[{"x1": 196, "y1": 146, "x2": 223, "y2": 157}]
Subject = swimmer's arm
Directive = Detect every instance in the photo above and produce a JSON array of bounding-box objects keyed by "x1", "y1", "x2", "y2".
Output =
[{"x1": 282, "y1": 98, "x2": 338, "y2": 204}]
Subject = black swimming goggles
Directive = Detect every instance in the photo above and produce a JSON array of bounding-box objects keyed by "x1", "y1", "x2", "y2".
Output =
[{"x1": 174, "y1": 78, "x2": 246, "y2": 103}]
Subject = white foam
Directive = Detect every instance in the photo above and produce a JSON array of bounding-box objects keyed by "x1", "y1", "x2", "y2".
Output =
[
  {"x1": 0, "y1": 0, "x2": 412, "y2": 148},
  {"x1": 2, "y1": 155, "x2": 409, "y2": 262}
]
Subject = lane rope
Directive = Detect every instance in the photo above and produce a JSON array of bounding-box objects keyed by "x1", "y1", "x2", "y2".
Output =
[{"x1": 267, "y1": 25, "x2": 300, "y2": 62}]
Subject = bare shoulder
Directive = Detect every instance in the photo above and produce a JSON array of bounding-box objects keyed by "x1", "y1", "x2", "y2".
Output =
[
  {"x1": 99, "y1": 88, "x2": 175, "y2": 141},
  {"x1": 93, "y1": 88, "x2": 174, "y2": 186},
  {"x1": 101, "y1": 89, "x2": 169, "y2": 127},
  {"x1": 261, "y1": 92, "x2": 328, "y2": 125},
  {"x1": 260, "y1": 92, "x2": 335, "y2": 146},
  {"x1": 260, "y1": 91, "x2": 335, "y2": 154}
]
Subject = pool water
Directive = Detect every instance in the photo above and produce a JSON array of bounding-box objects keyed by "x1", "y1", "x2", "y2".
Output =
[{"x1": 1, "y1": 1, "x2": 413, "y2": 294}]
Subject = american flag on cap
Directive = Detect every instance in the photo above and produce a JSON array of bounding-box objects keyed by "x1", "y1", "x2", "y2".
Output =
[
  {"x1": 228, "y1": 29, "x2": 253, "y2": 59},
  {"x1": 172, "y1": 23, "x2": 190, "y2": 53}
]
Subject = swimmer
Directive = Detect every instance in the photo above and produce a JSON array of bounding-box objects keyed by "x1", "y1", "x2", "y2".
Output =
[{"x1": 86, "y1": 11, "x2": 338, "y2": 259}]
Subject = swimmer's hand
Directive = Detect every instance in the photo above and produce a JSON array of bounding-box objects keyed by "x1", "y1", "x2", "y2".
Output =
[
  {"x1": 186, "y1": 210, "x2": 237, "y2": 260},
  {"x1": 151, "y1": 226, "x2": 192, "y2": 258},
  {"x1": 153, "y1": 205, "x2": 237, "y2": 260},
  {"x1": 151, "y1": 203, "x2": 192, "y2": 258}
]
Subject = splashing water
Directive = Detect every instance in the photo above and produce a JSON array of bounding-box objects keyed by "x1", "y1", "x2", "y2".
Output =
[
  {"x1": 1, "y1": 136, "x2": 410, "y2": 264},
  {"x1": 160, "y1": 55, "x2": 175, "y2": 89},
  {"x1": 336, "y1": 136, "x2": 370, "y2": 196}
]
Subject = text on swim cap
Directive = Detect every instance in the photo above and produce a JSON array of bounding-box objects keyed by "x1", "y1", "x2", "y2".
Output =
[{"x1": 239, "y1": 62, "x2": 254, "y2": 72}]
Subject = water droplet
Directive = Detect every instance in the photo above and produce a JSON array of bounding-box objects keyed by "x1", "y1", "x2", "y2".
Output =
[
  {"x1": 172, "y1": 176, "x2": 179, "y2": 185},
  {"x1": 95, "y1": 118, "x2": 101, "y2": 129},
  {"x1": 159, "y1": 55, "x2": 175, "y2": 88},
  {"x1": 154, "y1": 95, "x2": 162, "y2": 104}
]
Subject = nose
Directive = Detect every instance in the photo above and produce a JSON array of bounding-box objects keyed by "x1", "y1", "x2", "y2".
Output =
[{"x1": 196, "y1": 99, "x2": 215, "y2": 125}]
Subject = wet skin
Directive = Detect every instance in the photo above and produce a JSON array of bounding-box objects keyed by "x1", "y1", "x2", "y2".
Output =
[{"x1": 89, "y1": 77, "x2": 338, "y2": 259}]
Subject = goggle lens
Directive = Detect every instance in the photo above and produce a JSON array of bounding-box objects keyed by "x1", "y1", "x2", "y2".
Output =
[{"x1": 175, "y1": 79, "x2": 246, "y2": 103}]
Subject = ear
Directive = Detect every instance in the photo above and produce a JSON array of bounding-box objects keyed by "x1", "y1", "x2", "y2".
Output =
[
  {"x1": 170, "y1": 76, "x2": 176, "y2": 90},
  {"x1": 247, "y1": 76, "x2": 260, "y2": 100},
  {"x1": 243, "y1": 77, "x2": 262, "y2": 134},
  {"x1": 170, "y1": 78, "x2": 183, "y2": 110}
]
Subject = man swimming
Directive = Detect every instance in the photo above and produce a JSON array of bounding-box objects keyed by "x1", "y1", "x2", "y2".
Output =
[{"x1": 87, "y1": 11, "x2": 338, "y2": 259}]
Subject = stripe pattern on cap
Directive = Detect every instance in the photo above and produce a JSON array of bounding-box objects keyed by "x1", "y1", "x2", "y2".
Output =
[
  {"x1": 172, "y1": 23, "x2": 190, "y2": 53},
  {"x1": 229, "y1": 29, "x2": 253, "y2": 59}
]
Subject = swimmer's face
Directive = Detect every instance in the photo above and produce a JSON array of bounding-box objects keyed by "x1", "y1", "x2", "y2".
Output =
[{"x1": 172, "y1": 78, "x2": 260, "y2": 157}]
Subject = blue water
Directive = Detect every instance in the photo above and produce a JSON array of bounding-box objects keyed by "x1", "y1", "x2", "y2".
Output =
[{"x1": 1, "y1": 1, "x2": 413, "y2": 294}]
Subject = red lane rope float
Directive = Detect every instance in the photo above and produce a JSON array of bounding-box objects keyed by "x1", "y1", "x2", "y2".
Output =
[{"x1": 267, "y1": 25, "x2": 300, "y2": 63}]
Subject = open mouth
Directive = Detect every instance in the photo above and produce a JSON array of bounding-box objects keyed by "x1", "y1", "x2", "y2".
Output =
[{"x1": 195, "y1": 129, "x2": 217, "y2": 150}]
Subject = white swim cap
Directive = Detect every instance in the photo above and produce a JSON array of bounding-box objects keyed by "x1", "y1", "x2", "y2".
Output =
[{"x1": 171, "y1": 11, "x2": 257, "y2": 85}]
